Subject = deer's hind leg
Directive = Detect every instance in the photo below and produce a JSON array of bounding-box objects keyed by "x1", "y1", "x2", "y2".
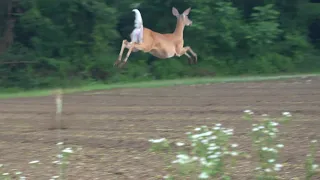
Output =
[{"x1": 114, "y1": 40, "x2": 130, "y2": 67}]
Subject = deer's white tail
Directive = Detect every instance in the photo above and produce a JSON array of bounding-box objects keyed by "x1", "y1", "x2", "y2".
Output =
[{"x1": 130, "y1": 9, "x2": 143, "y2": 43}]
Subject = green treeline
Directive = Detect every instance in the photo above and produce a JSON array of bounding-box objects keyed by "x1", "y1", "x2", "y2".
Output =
[{"x1": 0, "y1": 0, "x2": 320, "y2": 89}]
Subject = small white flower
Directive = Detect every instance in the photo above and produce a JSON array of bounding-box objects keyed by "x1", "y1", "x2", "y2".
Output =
[
  {"x1": 268, "y1": 159, "x2": 275, "y2": 163},
  {"x1": 231, "y1": 151, "x2": 239, "y2": 156},
  {"x1": 282, "y1": 112, "x2": 292, "y2": 117},
  {"x1": 270, "y1": 122, "x2": 279, "y2": 126},
  {"x1": 269, "y1": 132, "x2": 276, "y2": 136},
  {"x1": 2, "y1": 173, "x2": 9, "y2": 176},
  {"x1": 252, "y1": 127, "x2": 259, "y2": 132},
  {"x1": 149, "y1": 138, "x2": 166, "y2": 143},
  {"x1": 215, "y1": 123, "x2": 222, "y2": 126},
  {"x1": 163, "y1": 175, "x2": 170, "y2": 179},
  {"x1": 62, "y1": 147, "x2": 73, "y2": 154},
  {"x1": 312, "y1": 164, "x2": 319, "y2": 170},
  {"x1": 176, "y1": 142, "x2": 185, "y2": 146},
  {"x1": 275, "y1": 164, "x2": 283, "y2": 168},
  {"x1": 209, "y1": 136, "x2": 217, "y2": 140},
  {"x1": 19, "y1": 176, "x2": 26, "y2": 180},
  {"x1": 265, "y1": 168, "x2": 272, "y2": 172},
  {"x1": 201, "y1": 139, "x2": 209, "y2": 144},
  {"x1": 255, "y1": 167, "x2": 261, "y2": 170},
  {"x1": 51, "y1": 176, "x2": 59, "y2": 179},
  {"x1": 274, "y1": 164, "x2": 283, "y2": 171},
  {"x1": 185, "y1": 132, "x2": 192, "y2": 135},
  {"x1": 28, "y1": 160, "x2": 40, "y2": 164},
  {"x1": 56, "y1": 142, "x2": 64, "y2": 146},
  {"x1": 311, "y1": 140, "x2": 318, "y2": 143},
  {"x1": 195, "y1": 127, "x2": 201, "y2": 131},
  {"x1": 276, "y1": 144, "x2": 284, "y2": 148},
  {"x1": 213, "y1": 126, "x2": 220, "y2": 130},
  {"x1": 198, "y1": 172, "x2": 209, "y2": 179},
  {"x1": 202, "y1": 131, "x2": 213, "y2": 136},
  {"x1": 192, "y1": 156, "x2": 199, "y2": 161},
  {"x1": 15, "y1": 171, "x2": 22, "y2": 175},
  {"x1": 258, "y1": 126, "x2": 265, "y2": 129},
  {"x1": 244, "y1": 109, "x2": 254, "y2": 115},
  {"x1": 208, "y1": 154, "x2": 219, "y2": 159},
  {"x1": 52, "y1": 160, "x2": 62, "y2": 164},
  {"x1": 208, "y1": 146, "x2": 219, "y2": 151},
  {"x1": 262, "y1": 147, "x2": 268, "y2": 151},
  {"x1": 231, "y1": 143, "x2": 238, "y2": 148}
]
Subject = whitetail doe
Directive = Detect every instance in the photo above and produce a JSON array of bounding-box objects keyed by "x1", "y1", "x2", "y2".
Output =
[{"x1": 114, "y1": 7, "x2": 197, "y2": 68}]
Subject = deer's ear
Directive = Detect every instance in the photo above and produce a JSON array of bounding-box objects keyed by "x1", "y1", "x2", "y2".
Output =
[
  {"x1": 172, "y1": 7, "x2": 179, "y2": 17},
  {"x1": 183, "y1": 7, "x2": 191, "y2": 16}
]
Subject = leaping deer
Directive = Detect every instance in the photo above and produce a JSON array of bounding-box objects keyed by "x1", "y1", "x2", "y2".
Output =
[{"x1": 114, "y1": 7, "x2": 197, "y2": 68}]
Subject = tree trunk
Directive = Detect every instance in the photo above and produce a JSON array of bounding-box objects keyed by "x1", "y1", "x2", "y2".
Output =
[{"x1": 0, "y1": 0, "x2": 16, "y2": 54}]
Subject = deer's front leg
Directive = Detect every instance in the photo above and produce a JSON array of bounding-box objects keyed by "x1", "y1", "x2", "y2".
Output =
[
  {"x1": 176, "y1": 46, "x2": 198, "y2": 64},
  {"x1": 186, "y1": 46, "x2": 198, "y2": 64}
]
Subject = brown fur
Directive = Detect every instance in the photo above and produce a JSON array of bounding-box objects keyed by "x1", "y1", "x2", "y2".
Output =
[{"x1": 114, "y1": 7, "x2": 197, "y2": 68}]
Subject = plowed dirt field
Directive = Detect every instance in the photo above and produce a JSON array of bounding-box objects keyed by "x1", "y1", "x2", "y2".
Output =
[{"x1": 0, "y1": 76, "x2": 319, "y2": 180}]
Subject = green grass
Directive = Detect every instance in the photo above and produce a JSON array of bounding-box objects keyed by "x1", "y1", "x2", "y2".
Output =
[{"x1": 0, "y1": 73, "x2": 319, "y2": 99}]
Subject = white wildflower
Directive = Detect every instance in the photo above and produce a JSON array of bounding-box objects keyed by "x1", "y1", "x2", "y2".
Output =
[
  {"x1": 311, "y1": 140, "x2": 318, "y2": 143},
  {"x1": 19, "y1": 176, "x2": 26, "y2": 180},
  {"x1": 2, "y1": 173, "x2": 9, "y2": 176},
  {"x1": 274, "y1": 164, "x2": 283, "y2": 171},
  {"x1": 269, "y1": 132, "x2": 276, "y2": 137},
  {"x1": 244, "y1": 109, "x2": 254, "y2": 115},
  {"x1": 213, "y1": 126, "x2": 220, "y2": 130},
  {"x1": 282, "y1": 112, "x2": 292, "y2": 117},
  {"x1": 265, "y1": 168, "x2": 272, "y2": 172},
  {"x1": 252, "y1": 127, "x2": 259, "y2": 132},
  {"x1": 198, "y1": 172, "x2": 209, "y2": 179},
  {"x1": 262, "y1": 147, "x2": 268, "y2": 151},
  {"x1": 276, "y1": 144, "x2": 284, "y2": 148},
  {"x1": 209, "y1": 136, "x2": 217, "y2": 140},
  {"x1": 268, "y1": 159, "x2": 275, "y2": 163},
  {"x1": 208, "y1": 154, "x2": 219, "y2": 159},
  {"x1": 28, "y1": 160, "x2": 40, "y2": 164},
  {"x1": 51, "y1": 176, "x2": 59, "y2": 179},
  {"x1": 195, "y1": 127, "x2": 201, "y2": 131},
  {"x1": 176, "y1": 142, "x2": 185, "y2": 146},
  {"x1": 215, "y1": 123, "x2": 222, "y2": 126},
  {"x1": 231, "y1": 144, "x2": 238, "y2": 148},
  {"x1": 231, "y1": 151, "x2": 239, "y2": 156},
  {"x1": 201, "y1": 139, "x2": 209, "y2": 144},
  {"x1": 208, "y1": 146, "x2": 219, "y2": 151},
  {"x1": 312, "y1": 164, "x2": 319, "y2": 170},
  {"x1": 62, "y1": 147, "x2": 73, "y2": 154},
  {"x1": 270, "y1": 122, "x2": 279, "y2": 126},
  {"x1": 149, "y1": 138, "x2": 166, "y2": 143},
  {"x1": 15, "y1": 171, "x2": 22, "y2": 175},
  {"x1": 56, "y1": 142, "x2": 64, "y2": 146}
]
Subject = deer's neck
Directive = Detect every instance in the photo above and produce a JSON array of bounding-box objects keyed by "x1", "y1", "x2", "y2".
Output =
[{"x1": 173, "y1": 19, "x2": 185, "y2": 38}]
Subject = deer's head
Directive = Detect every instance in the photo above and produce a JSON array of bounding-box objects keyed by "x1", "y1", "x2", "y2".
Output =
[{"x1": 172, "y1": 7, "x2": 192, "y2": 26}]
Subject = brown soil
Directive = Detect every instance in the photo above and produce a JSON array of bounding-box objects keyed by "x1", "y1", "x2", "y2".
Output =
[{"x1": 0, "y1": 76, "x2": 319, "y2": 180}]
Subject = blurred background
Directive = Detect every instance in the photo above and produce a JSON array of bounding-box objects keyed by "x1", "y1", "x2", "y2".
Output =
[{"x1": 0, "y1": 0, "x2": 319, "y2": 90}]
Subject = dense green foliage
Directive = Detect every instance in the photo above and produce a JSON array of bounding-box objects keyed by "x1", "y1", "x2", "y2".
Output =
[{"x1": 0, "y1": 0, "x2": 320, "y2": 89}]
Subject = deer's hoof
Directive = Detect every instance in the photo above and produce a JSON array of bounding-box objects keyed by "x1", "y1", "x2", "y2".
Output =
[{"x1": 113, "y1": 60, "x2": 121, "y2": 67}]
